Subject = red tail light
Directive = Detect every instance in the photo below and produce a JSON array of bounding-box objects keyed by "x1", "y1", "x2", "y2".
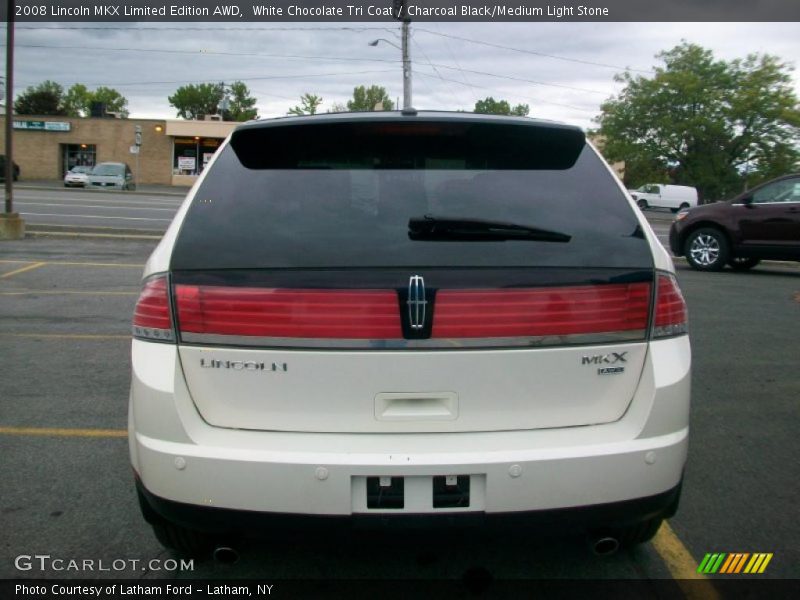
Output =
[
  {"x1": 133, "y1": 276, "x2": 174, "y2": 341},
  {"x1": 175, "y1": 286, "x2": 403, "y2": 339},
  {"x1": 432, "y1": 283, "x2": 651, "y2": 338},
  {"x1": 652, "y1": 274, "x2": 688, "y2": 338}
]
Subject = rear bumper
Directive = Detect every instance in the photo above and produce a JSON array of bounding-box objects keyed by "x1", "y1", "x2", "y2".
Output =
[
  {"x1": 137, "y1": 475, "x2": 682, "y2": 535},
  {"x1": 130, "y1": 335, "x2": 691, "y2": 522}
]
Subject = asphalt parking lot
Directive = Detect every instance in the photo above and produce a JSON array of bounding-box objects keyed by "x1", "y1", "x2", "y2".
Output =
[{"x1": 1, "y1": 235, "x2": 798, "y2": 593}]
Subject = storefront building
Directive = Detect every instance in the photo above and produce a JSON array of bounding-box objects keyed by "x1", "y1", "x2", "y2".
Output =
[{"x1": 0, "y1": 115, "x2": 237, "y2": 186}]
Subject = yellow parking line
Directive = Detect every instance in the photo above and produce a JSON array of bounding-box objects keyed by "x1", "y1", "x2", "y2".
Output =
[
  {"x1": 652, "y1": 522, "x2": 719, "y2": 599},
  {"x1": 0, "y1": 262, "x2": 46, "y2": 279},
  {"x1": 0, "y1": 426, "x2": 127, "y2": 438},
  {"x1": 0, "y1": 290, "x2": 138, "y2": 296},
  {"x1": 0, "y1": 333, "x2": 129, "y2": 340},
  {"x1": 0, "y1": 259, "x2": 144, "y2": 268}
]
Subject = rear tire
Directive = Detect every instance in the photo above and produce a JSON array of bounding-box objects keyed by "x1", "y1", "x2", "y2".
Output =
[
  {"x1": 684, "y1": 227, "x2": 729, "y2": 271},
  {"x1": 618, "y1": 517, "x2": 664, "y2": 547},
  {"x1": 728, "y1": 257, "x2": 760, "y2": 271},
  {"x1": 137, "y1": 484, "x2": 215, "y2": 557},
  {"x1": 151, "y1": 521, "x2": 215, "y2": 557}
]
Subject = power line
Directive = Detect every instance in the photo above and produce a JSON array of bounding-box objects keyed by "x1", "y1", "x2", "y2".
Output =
[
  {"x1": 414, "y1": 28, "x2": 655, "y2": 75},
  {"x1": 17, "y1": 44, "x2": 401, "y2": 65},
  {"x1": 414, "y1": 70, "x2": 595, "y2": 112},
  {"x1": 15, "y1": 69, "x2": 398, "y2": 89},
  {"x1": 18, "y1": 43, "x2": 610, "y2": 96}
]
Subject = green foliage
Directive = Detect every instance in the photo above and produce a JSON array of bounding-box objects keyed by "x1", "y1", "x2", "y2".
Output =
[
  {"x1": 595, "y1": 42, "x2": 800, "y2": 201},
  {"x1": 346, "y1": 85, "x2": 394, "y2": 112},
  {"x1": 289, "y1": 93, "x2": 323, "y2": 116},
  {"x1": 473, "y1": 97, "x2": 530, "y2": 116},
  {"x1": 63, "y1": 84, "x2": 129, "y2": 117},
  {"x1": 16, "y1": 82, "x2": 129, "y2": 117},
  {"x1": 168, "y1": 81, "x2": 257, "y2": 121},
  {"x1": 226, "y1": 81, "x2": 258, "y2": 121},
  {"x1": 168, "y1": 83, "x2": 225, "y2": 120},
  {"x1": 14, "y1": 81, "x2": 66, "y2": 115}
]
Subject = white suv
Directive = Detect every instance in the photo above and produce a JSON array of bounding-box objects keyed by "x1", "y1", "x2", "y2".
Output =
[{"x1": 130, "y1": 112, "x2": 690, "y2": 556}]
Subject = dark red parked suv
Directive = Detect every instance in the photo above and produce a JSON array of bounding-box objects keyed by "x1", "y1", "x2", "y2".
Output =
[{"x1": 669, "y1": 174, "x2": 800, "y2": 271}]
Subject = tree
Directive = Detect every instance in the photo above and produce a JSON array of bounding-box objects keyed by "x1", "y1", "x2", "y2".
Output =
[
  {"x1": 168, "y1": 81, "x2": 257, "y2": 121},
  {"x1": 168, "y1": 83, "x2": 224, "y2": 120},
  {"x1": 14, "y1": 80, "x2": 65, "y2": 115},
  {"x1": 473, "y1": 97, "x2": 530, "y2": 116},
  {"x1": 595, "y1": 43, "x2": 800, "y2": 201},
  {"x1": 63, "y1": 84, "x2": 129, "y2": 117},
  {"x1": 62, "y1": 84, "x2": 90, "y2": 116},
  {"x1": 346, "y1": 85, "x2": 394, "y2": 112},
  {"x1": 91, "y1": 87, "x2": 129, "y2": 117},
  {"x1": 225, "y1": 81, "x2": 258, "y2": 121},
  {"x1": 289, "y1": 93, "x2": 323, "y2": 116}
]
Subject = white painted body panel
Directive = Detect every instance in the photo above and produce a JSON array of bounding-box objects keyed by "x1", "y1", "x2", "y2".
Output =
[
  {"x1": 179, "y1": 343, "x2": 648, "y2": 433},
  {"x1": 130, "y1": 336, "x2": 690, "y2": 514}
]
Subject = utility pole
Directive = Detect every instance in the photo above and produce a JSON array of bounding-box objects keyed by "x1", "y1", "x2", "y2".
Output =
[
  {"x1": 395, "y1": 0, "x2": 413, "y2": 109},
  {"x1": 1, "y1": 0, "x2": 24, "y2": 240},
  {"x1": 134, "y1": 125, "x2": 142, "y2": 190}
]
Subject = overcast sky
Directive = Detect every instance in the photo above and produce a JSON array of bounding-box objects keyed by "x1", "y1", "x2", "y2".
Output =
[{"x1": 3, "y1": 22, "x2": 799, "y2": 129}]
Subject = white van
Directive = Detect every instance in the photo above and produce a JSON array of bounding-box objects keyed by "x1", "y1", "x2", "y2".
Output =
[{"x1": 629, "y1": 184, "x2": 698, "y2": 212}]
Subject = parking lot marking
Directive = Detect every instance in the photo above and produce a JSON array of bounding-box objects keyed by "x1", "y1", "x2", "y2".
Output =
[
  {"x1": 0, "y1": 259, "x2": 144, "y2": 268},
  {"x1": 0, "y1": 333, "x2": 129, "y2": 340},
  {"x1": 21, "y1": 212, "x2": 172, "y2": 222},
  {"x1": 0, "y1": 426, "x2": 127, "y2": 438},
  {"x1": 29, "y1": 231, "x2": 163, "y2": 240},
  {"x1": 0, "y1": 290, "x2": 138, "y2": 296},
  {"x1": 0, "y1": 262, "x2": 46, "y2": 279},
  {"x1": 19, "y1": 201, "x2": 178, "y2": 211},
  {"x1": 652, "y1": 522, "x2": 719, "y2": 599}
]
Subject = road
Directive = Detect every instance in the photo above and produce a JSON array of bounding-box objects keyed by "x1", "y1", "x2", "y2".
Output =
[
  {"x1": 13, "y1": 187, "x2": 184, "y2": 236},
  {"x1": 1, "y1": 235, "x2": 798, "y2": 592},
  {"x1": 12, "y1": 186, "x2": 678, "y2": 245}
]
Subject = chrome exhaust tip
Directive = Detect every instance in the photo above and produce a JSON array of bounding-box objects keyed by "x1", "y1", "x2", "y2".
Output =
[
  {"x1": 212, "y1": 546, "x2": 240, "y2": 564},
  {"x1": 592, "y1": 536, "x2": 620, "y2": 556}
]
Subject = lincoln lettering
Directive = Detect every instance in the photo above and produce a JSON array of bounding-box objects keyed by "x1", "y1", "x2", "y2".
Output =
[{"x1": 200, "y1": 359, "x2": 287, "y2": 372}]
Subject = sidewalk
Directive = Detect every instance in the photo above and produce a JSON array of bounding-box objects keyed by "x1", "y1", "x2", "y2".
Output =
[{"x1": 14, "y1": 179, "x2": 190, "y2": 197}]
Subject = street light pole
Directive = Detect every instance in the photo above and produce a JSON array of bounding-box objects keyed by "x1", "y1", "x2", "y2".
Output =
[
  {"x1": 401, "y1": 18, "x2": 412, "y2": 110},
  {"x1": 1, "y1": 0, "x2": 24, "y2": 240},
  {"x1": 5, "y1": 0, "x2": 15, "y2": 213}
]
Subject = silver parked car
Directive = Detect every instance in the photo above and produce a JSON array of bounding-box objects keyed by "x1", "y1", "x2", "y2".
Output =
[
  {"x1": 64, "y1": 165, "x2": 92, "y2": 187},
  {"x1": 87, "y1": 162, "x2": 135, "y2": 190}
]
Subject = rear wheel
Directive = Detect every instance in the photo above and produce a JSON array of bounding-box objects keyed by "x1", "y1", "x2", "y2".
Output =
[
  {"x1": 137, "y1": 485, "x2": 215, "y2": 557},
  {"x1": 671, "y1": 203, "x2": 690, "y2": 214},
  {"x1": 151, "y1": 521, "x2": 215, "y2": 557},
  {"x1": 618, "y1": 517, "x2": 664, "y2": 547},
  {"x1": 685, "y1": 227, "x2": 728, "y2": 271},
  {"x1": 728, "y1": 257, "x2": 760, "y2": 271}
]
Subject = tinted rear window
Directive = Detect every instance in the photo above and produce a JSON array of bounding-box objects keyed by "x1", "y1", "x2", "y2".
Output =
[{"x1": 171, "y1": 119, "x2": 651, "y2": 270}]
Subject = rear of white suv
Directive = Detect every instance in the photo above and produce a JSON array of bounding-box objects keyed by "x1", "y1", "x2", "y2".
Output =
[{"x1": 129, "y1": 112, "x2": 690, "y2": 555}]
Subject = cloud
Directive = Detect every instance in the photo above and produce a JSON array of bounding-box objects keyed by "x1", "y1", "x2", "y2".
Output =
[{"x1": 7, "y1": 22, "x2": 799, "y2": 128}]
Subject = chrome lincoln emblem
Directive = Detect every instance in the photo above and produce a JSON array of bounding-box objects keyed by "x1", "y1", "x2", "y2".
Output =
[{"x1": 407, "y1": 275, "x2": 427, "y2": 330}]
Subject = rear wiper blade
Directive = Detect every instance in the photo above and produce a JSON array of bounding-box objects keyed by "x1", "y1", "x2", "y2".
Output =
[{"x1": 408, "y1": 215, "x2": 571, "y2": 243}]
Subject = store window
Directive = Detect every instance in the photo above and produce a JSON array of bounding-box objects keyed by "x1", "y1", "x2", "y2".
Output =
[
  {"x1": 173, "y1": 137, "x2": 222, "y2": 176},
  {"x1": 61, "y1": 144, "x2": 97, "y2": 176}
]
